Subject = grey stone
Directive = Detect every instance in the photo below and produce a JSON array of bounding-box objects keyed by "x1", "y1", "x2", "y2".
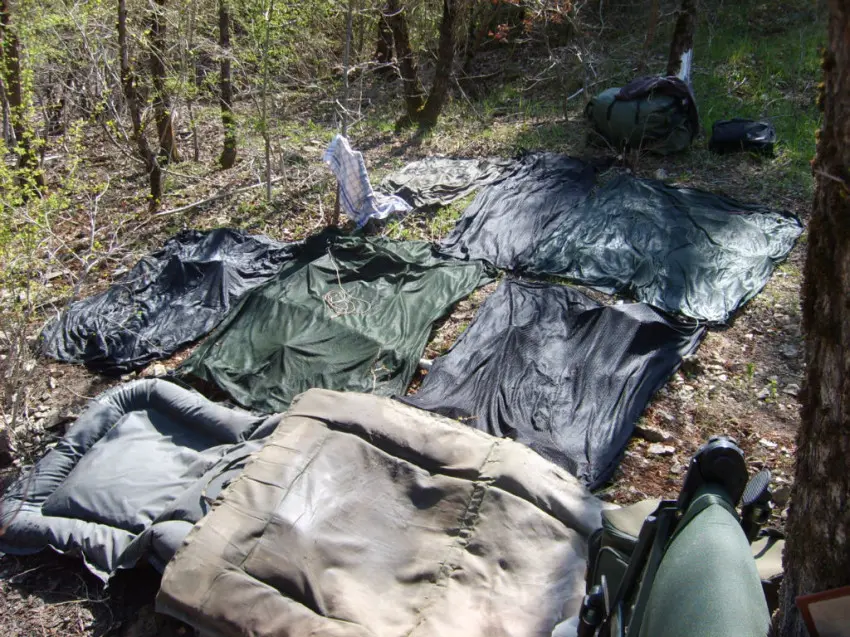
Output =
[
  {"x1": 647, "y1": 443, "x2": 675, "y2": 456},
  {"x1": 759, "y1": 438, "x2": 778, "y2": 449},
  {"x1": 635, "y1": 423, "x2": 675, "y2": 444},
  {"x1": 781, "y1": 344, "x2": 799, "y2": 359},
  {"x1": 772, "y1": 485, "x2": 792, "y2": 507}
]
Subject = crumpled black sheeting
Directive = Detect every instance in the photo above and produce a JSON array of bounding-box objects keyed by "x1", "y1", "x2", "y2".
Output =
[
  {"x1": 526, "y1": 175, "x2": 803, "y2": 323},
  {"x1": 41, "y1": 229, "x2": 298, "y2": 375},
  {"x1": 401, "y1": 280, "x2": 705, "y2": 489},
  {"x1": 380, "y1": 156, "x2": 517, "y2": 209},
  {"x1": 439, "y1": 153, "x2": 596, "y2": 269}
]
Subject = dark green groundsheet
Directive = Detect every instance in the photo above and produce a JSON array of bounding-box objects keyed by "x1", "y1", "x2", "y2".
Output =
[{"x1": 179, "y1": 235, "x2": 492, "y2": 414}]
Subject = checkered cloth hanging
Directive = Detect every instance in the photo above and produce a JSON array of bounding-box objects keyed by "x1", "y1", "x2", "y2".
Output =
[{"x1": 322, "y1": 134, "x2": 412, "y2": 226}]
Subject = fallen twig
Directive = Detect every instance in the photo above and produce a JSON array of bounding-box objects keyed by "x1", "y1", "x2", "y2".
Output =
[{"x1": 154, "y1": 176, "x2": 285, "y2": 216}]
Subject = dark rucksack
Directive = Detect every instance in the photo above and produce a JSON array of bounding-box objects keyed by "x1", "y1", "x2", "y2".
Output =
[
  {"x1": 585, "y1": 76, "x2": 699, "y2": 155},
  {"x1": 709, "y1": 118, "x2": 776, "y2": 155}
]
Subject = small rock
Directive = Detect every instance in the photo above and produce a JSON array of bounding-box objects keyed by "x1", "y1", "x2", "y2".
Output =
[
  {"x1": 44, "y1": 410, "x2": 69, "y2": 430},
  {"x1": 783, "y1": 383, "x2": 800, "y2": 397},
  {"x1": 654, "y1": 168, "x2": 669, "y2": 180},
  {"x1": 23, "y1": 360, "x2": 36, "y2": 373},
  {"x1": 759, "y1": 438, "x2": 778, "y2": 449},
  {"x1": 756, "y1": 386, "x2": 772, "y2": 400},
  {"x1": 647, "y1": 443, "x2": 675, "y2": 456},
  {"x1": 670, "y1": 462, "x2": 684, "y2": 475},
  {"x1": 635, "y1": 423, "x2": 675, "y2": 444},
  {"x1": 773, "y1": 485, "x2": 792, "y2": 507},
  {"x1": 151, "y1": 363, "x2": 168, "y2": 377},
  {"x1": 781, "y1": 344, "x2": 799, "y2": 358},
  {"x1": 48, "y1": 376, "x2": 57, "y2": 390},
  {"x1": 656, "y1": 409, "x2": 675, "y2": 423},
  {"x1": 681, "y1": 354, "x2": 704, "y2": 376}
]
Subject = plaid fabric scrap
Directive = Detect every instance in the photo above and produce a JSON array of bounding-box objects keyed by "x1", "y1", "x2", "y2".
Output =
[{"x1": 322, "y1": 135, "x2": 412, "y2": 226}]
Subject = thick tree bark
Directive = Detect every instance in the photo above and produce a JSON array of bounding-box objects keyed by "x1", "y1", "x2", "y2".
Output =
[
  {"x1": 416, "y1": 0, "x2": 458, "y2": 127},
  {"x1": 218, "y1": 0, "x2": 236, "y2": 169},
  {"x1": 0, "y1": 0, "x2": 44, "y2": 190},
  {"x1": 384, "y1": 0, "x2": 425, "y2": 117},
  {"x1": 666, "y1": 0, "x2": 696, "y2": 78},
  {"x1": 148, "y1": 0, "x2": 180, "y2": 163},
  {"x1": 118, "y1": 0, "x2": 161, "y2": 207},
  {"x1": 776, "y1": 2, "x2": 850, "y2": 635}
]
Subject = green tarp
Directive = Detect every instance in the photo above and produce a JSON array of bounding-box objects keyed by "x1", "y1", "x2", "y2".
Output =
[{"x1": 179, "y1": 235, "x2": 492, "y2": 413}]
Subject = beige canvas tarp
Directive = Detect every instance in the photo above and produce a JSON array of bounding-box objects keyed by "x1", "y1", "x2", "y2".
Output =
[{"x1": 156, "y1": 389, "x2": 604, "y2": 637}]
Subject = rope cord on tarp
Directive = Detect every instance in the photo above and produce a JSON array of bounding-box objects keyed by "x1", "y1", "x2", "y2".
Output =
[{"x1": 322, "y1": 247, "x2": 372, "y2": 317}]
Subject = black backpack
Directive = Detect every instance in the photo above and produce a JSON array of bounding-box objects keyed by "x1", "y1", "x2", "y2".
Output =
[{"x1": 709, "y1": 119, "x2": 776, "y2": 155}]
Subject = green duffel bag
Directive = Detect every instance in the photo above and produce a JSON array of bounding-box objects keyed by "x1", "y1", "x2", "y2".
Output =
[{"x1": 586, "y1": 86, "x2": 695, "y2": 155}]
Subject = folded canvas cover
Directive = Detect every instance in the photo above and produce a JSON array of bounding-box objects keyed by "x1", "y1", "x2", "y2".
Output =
[
  {"x1": 402, "y1": 280, "x2": 704, "y2": 488},
  {"x1": 0, "y1": 379, "x2": 279, "y2": 580},
  {"x1": 380, "y1": 156, "x2": 517, "y2": 208},
  {"x1": 157, "y1": 389, "x2": 604, "y2": 637}
]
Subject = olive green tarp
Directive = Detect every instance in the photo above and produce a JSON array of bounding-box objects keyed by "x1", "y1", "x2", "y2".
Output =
[{"x1": 178, "y1": 235, "x2": 492, "y2": 414}]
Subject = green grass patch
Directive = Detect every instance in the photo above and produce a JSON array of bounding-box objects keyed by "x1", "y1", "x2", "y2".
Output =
[{"x1": 695, "y1": 4, "x2": 825, "y2": 185}]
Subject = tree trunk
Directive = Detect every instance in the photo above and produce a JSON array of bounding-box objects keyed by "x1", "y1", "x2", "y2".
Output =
[
  {"x1": 638, "y1": 0, "x2": 661, "y2": 75},
  {"x1": 148, "y1": 0, "x2": 180, "y2": 163},
  {"x1": 384, "y1": 0, "x2": 425, "y2": 118},
  {"x1": 218, "y1": 0, "x2": 236, "y2": 169},
  {"x1": 666, "y1": 0, "x2": 696, "y2": 79},
  {"x1": 374, "y1": 3, "x2": 393, "y2": 72},
  {"x1": 118, "y1": 0, "x2": 161, "y2": 207},
  {"x1": 415, "y1": 0, "x2": 458, "y2": 127},
  {"x1": 0, "y1": 0, "x2": 44, "y2": 190},
  {"x1": 776, "y1": 2, "x2": 850, "y2": 635}
]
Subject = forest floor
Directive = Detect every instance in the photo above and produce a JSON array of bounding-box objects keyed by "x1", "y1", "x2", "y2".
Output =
[{"x1": 0, "y1": 2, "x2": 826, "y2": 635}]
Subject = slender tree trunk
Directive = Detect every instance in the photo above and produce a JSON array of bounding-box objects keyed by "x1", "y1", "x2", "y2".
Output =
[
  {"x1": 374, "y1": 3, "x2": 394, "y2": 73},
  {"x1": 118, "y1": 0, "x2": 161, "y2": 207},
  {"x1": 776, "y1": 2, "x2": 850, "y2": 635},
  {"x1": 463, "y1": 2, "x2": 504, "y2": 73},
  {"x1": 186, "y1": 0, "x2": 200, "y2": 162},
  {"x1": 415, "y1": 0, "x2": 458, "y2": 127},
  {"x1": 384, "y1": 0, "x2": 425, "y2": 118},
  {"x1": 218, "y1": 0, "x2": 236, "y2": 169},
  {"x1": 261, "y1": 0, "x2": 274, "y2": 203},
  {"x1": 638, "y1": 0, "x2": 660, "y2": 75},
  {"x1": 331, "y1": 0, "x2": 355, "y2": 228},
  {"x1": 148, "y1": 0, "x2": 180, "y2": 163},
  {"x1": 0, "y1": 0, "x2": 44, "y2": 190},
  {"x1": 666, "y1": 0, "x2": 696, "y2": 79}
]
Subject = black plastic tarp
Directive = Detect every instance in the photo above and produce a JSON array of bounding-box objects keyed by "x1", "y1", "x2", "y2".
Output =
[
  {"x1": 0, "y1": 379, "x2": 279, "y2": 580},
  {"x1": 179, "y1": 235, "x2": 492, "y2": 414},
  {"x1": 41, "y1": 229, "x2": 298, "y2": 375},
  {"x1": 380, "y1": 157, "x2": 517, "y2": 208},
  {"x1": 526, "y1": 175, "x2": 803, "y2": 322},
  {"x1": 401, "y1": 279, "x2": 704, "y2": 488},
  {"x1": 439, "y1": 153, "x2": 596, "y2": 269}
]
